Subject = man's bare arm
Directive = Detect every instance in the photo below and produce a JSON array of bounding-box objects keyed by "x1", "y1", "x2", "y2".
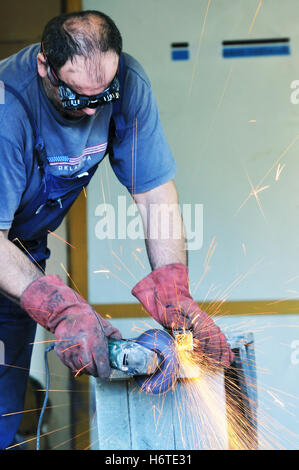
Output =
[
  {"x1": 132, "y1": 182, "x2": 234, "y2": 367},
  {"x1": 133, "y1": 180, "x2": 187, "y2": 270},
  {"x1": 0, "y1": 230, "x2": 43, "y2": 304}
]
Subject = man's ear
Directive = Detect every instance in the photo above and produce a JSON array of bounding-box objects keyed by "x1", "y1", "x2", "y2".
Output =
[{"x1": 37, "y1": 52, "x2": 48, "y2": 78}]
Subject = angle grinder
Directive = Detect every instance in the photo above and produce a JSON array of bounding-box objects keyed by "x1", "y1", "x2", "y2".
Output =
[{"x1": 108, "y1": 328, "x2": 194, "y2": 395}]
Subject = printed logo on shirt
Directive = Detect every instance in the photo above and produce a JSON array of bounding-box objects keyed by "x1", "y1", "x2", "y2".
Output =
[{"x1": 47, "y1": 142, "x2": 107, "y2": 170}]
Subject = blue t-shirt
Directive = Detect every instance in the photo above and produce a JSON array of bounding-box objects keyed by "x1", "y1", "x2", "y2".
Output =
[{"x1": 0, "y1": 44, "x2": 176, "y2": 231}]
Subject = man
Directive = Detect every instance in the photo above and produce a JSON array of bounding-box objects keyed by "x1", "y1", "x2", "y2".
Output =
[{"x1": 0, "y1": 10, "x2": 233, "y2": 449}]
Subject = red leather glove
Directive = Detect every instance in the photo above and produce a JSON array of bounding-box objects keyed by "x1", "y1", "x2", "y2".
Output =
[
  {"x1": 20, "y1": 275, "x2": 122, "y2": 377},
  {"x1": 132, "y1": 263, "x2": 234, "y2": 368}
]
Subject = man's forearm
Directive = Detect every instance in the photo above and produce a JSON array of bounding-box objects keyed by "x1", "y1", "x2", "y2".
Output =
[
  {"x1": 144, "y1": 230, "x2": 187, "y2": 270},
  {"x1": 144, "y1": 198, "x2": 187, "y2": 269},
  {"x1": 133, "y1": 180, "x2": 188, "y2": 270},
  {"x1": 0, "y1": 230, "x2": 44, "y2": 304}
]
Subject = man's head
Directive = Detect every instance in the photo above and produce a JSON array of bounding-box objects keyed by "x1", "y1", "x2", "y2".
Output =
[{"x1": 37, "y1": 10, "x2": 122, "y2": 119}]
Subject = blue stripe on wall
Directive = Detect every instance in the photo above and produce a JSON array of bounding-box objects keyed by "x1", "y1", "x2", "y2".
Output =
[
  {"x1": 171, "y1": 49, "x2": 189, "y2": 61},
  {"x1": 223, "y1": 45, "x2": 290, "y2": 58}
]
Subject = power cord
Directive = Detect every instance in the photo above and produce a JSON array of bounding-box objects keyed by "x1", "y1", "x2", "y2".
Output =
[{"x1": 36, "y1": 343, "x2": 55, "y2": 450}]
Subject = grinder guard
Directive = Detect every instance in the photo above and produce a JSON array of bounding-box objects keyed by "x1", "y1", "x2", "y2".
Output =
[{"x1": 133, "y1": 329, "x2": 179, "y2": 395}]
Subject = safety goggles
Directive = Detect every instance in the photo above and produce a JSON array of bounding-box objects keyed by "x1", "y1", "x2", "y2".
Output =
[{"x1": 45, "y1": 55, "x2": 120, "y2": 110}]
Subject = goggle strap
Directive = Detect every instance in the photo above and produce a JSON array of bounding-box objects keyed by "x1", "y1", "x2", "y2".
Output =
[
  {"x1": 47, "y1": 66, "x2": 60, "y2": 87},
  {"x1": 41, "y1": 42, "x2": 61, "y2": 87}
]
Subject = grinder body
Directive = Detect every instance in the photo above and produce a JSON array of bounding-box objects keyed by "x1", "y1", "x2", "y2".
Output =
[{"x1": 108, "y1": 329, "x2": 193, "y2": 394}]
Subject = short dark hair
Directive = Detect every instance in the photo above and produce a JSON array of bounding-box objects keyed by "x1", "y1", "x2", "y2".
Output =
[{"x1": 41, "y1": 10, "x2": 123, "y2": 71}]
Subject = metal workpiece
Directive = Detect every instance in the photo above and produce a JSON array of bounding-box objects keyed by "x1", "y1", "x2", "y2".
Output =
[
  {"x1": 106, "y1": 326, "x2": 259, "y2": 442},
  {"x1": 227, "y1": 332, "x2": 254, "y2": 350},
  {"x1": 225, "y1": 332, "x2": 258, "y2": 449},
  {"x1": 93, "y1": 329, "x2": 258, "y2": 450}
]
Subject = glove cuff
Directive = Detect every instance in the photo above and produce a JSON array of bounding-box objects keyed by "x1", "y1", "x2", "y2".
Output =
[
  {"x1": 20, "y1": 274, "x2": 75, "y2": 332},
  {"x1": 131, "y1": 263, "x2": 193, "y2": 323},
  {"x1": 132, "y1": 263, "x2": 190, "y2": 301}
]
